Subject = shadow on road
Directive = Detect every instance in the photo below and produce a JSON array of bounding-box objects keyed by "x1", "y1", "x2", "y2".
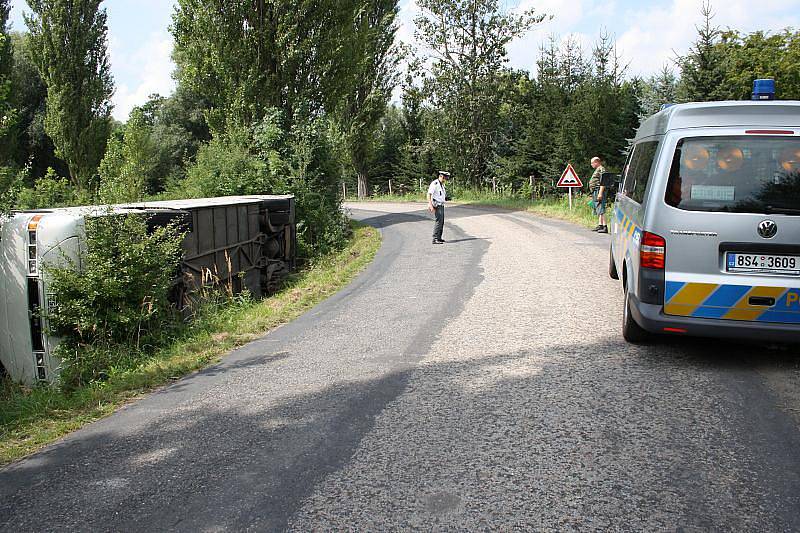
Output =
[
  {"x1": 2, "y1": 335, "x2": 799, "y2": 531},
  {"x1": 443, "y1": 237, "x2": 486, "y2": 244},
  {"x1": 350, "y1": 204, "x2": 523, "y2": 231}
]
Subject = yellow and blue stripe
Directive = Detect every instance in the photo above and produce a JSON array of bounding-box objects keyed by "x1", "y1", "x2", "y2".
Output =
[
  {"x1": 665, "y1": 281, "x2": 800, "y2": 324},
  {"x1": 614, "y1": 208, "x2": 642, "y2": 254}
]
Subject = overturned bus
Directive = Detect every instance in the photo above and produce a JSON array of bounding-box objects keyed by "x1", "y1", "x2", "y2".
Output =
[{"x1": 0, "y1": 195, "x2": 296, "y2": 385}]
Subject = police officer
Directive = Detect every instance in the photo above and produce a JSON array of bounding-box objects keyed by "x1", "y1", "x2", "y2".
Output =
[
  {"x1": 427, "y1": 171, "x2": 450, "y2": 244},
  {"x1": 588, "y1": 157, "x2": 608, "y2": 233}
]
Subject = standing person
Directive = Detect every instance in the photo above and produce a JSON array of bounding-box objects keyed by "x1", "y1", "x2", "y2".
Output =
[
  {"x1": 427, "y1": 171, "x2": 450, "y2": 244},
  {"x1": 588, "y1": 157, "x2": 608, "y2": 233}
]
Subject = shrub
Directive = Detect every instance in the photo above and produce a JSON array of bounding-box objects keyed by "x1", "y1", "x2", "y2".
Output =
[
  {"x1": 284, "y1": 118, "x2": 350, "y2": 258},
  {"x1": 15, "y1": 167, "x2": 84, "y2": 209},
  {"x1": 98, "y1": 109, "x2": 158, "y2": 203},
  {"x1": 46, "y1": 213, "x2": 185, "y2": 388},
  {"x1": 177, "y1": 111, "x2": 350, "y2": 260},
  {"x1": 0, "y1": 165, "x2": 24, "y2": 214},
  {"x1": 291, "y1": 177, "x2": 350, "y2": 259},
  {"x1": 180, "y1": 126, "x2": 283, "y2": 198}
]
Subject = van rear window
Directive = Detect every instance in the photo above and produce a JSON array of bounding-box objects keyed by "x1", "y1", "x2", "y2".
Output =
[{"x1": 666, "y1": 136, "x2": 800, "y2": 215}]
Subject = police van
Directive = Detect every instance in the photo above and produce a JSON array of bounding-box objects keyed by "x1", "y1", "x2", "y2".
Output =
[{"x1": 610, "y1": 80, "x2": 800, "y2": 343}]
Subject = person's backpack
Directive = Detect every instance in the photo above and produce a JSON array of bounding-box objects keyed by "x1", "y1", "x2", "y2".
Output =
[{"x1": 602, "y1": 172, "x2": 621, "y2": 197}]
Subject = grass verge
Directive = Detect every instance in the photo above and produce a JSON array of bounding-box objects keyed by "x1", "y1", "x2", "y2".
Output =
[
  {"x1": 0, "y1": 222, "x2": 381, "y2": 467},
  {"x1": 348, "y1": 192, "x2": 605, "y2": 229}
]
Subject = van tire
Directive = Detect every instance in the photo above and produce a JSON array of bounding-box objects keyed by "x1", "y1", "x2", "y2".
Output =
[
  {"x1": 623, "y1": 283, "x2": 649, "y2": 343},
  {"x1": 609, "y1": 246, "x2": 619, "y2": 280}
]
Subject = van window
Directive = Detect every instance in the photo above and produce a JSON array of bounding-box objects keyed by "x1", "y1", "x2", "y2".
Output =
[
  {"x1": 620, "y1": 149, "x2": 635, "y2": 196},
  {"x1": 624, "y1": 141, "x2": 659, "y2": 203},
  {"x1": 666, "y1": 136, "x2": 800, "y2": 215}
]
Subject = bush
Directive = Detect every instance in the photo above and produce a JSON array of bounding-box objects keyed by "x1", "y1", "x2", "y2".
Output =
[
  {"x1": 0, "y1": 165, "x2": 24, "y2": 213},
  {"x1": 180, "y1": 126, "x2": 283, "y2": 198},
  {"x1": 291, "y1": 177, "x2": 350, "y2": 258},
  {"x1": 15, "y1": 168, "x2": 87, "y2": 209},
  {"x1": 178, "y1": 112, "x2": 350, "y2": 259},
  {"x1": 98, "y1": 109, "x2": 159, "y2": 203},
  {"x1": 284, "y1": 118, "x2": 350, "y2": 258},
  {"x1": 46, "y1": 213, "x2": 185, "y2": 388}
]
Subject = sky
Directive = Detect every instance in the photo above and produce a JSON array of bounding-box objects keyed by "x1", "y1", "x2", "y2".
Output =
[{"x1": 9, "y1": 0, "x2": 800, "y2": 122}]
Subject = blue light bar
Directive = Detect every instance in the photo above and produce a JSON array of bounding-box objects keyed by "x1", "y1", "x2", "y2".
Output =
[
  {"x1": 660, "y1": 103, "x2": 676, "y2": 111},
  {"x1": 752, "y1": 79, "x2": 776, "y2": 101}
]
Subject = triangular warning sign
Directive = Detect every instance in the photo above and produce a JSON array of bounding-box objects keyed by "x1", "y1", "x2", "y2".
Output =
[{"x1": 557, "y1": 164, "x2": 583, "y2": 188}]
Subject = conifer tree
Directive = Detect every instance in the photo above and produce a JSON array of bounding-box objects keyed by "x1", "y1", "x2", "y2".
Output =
[{"x1": 677, "y1": 2, "x2": 726, "y2": 102}]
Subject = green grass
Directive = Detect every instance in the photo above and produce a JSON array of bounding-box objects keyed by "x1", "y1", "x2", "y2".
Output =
[
  {"x1": 348, "y1": 190, "x2": 606, "y2": 229},
  {"x1": 0, "y1": 223, "x2": 381, "y2": 466}
]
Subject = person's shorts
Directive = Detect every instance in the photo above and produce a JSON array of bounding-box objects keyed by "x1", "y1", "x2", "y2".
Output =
[{"x1": 592, "y1": 189, "x2": 606, "y2": 215}]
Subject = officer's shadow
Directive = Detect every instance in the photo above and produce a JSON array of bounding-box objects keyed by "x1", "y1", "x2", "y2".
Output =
[{"x1": 445, "y1": 237, "x2": 486, "y2": 243}]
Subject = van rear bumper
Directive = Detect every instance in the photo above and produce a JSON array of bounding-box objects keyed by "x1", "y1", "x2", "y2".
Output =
[{"x1": 629, "y1": 294, "x2": 800, "y2": 344}]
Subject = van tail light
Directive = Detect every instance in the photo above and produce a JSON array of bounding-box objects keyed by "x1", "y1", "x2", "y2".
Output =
[{"x1": 641, "y1": 232, "x2": 666, "y2": 270}]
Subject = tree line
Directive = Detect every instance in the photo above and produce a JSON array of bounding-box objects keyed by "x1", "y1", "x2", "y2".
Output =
[
  {"x1": 1, "y1": 0, "x2": 799, "y2": 250},
  {"x1": 361, "y1": 2, "x2": 800, "y2": 197}
]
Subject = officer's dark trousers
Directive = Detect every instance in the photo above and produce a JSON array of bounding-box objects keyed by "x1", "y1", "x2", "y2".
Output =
[{"x1": 433, "y1": 205, "x2": 444, "y2": 241}]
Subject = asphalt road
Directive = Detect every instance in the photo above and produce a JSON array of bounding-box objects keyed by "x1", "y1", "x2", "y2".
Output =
[{"x1": 2, "y1": 203, "x2": 800, "y2": 531}]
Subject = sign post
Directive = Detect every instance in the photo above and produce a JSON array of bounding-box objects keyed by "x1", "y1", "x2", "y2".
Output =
[{"x1": 557, "y1": 164, "x2": 584, "y2": 210}]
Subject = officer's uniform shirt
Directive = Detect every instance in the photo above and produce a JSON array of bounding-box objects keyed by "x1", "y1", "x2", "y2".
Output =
[{"x1": 428, "y1": 179, "x2": 447, "y2": 206}]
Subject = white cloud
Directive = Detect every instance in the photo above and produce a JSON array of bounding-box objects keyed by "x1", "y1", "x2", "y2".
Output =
[
  {"x1": 400, "y1": 0, "x2": 800, "y2": 80},
  {"x1": 616, "y1": 0, "x2": 800, "y2": 77},
  {"x1": 8, "y1": 2, "x2": 178, "y2": 122},
  {"x1": 110, "y1": 32, "x2": 176, "y2": 122},
  {"x1": 508, "y1": 0, "x2": 597, "y2": 71}
]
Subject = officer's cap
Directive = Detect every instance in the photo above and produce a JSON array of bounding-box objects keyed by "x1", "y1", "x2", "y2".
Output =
[{"x1": 438, "y1": 171, "x2": 451, "y2": 179}]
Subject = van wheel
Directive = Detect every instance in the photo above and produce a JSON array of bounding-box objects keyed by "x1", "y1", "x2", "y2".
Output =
[
  {"x1": 609, "y1": 246, "x2": 619, "y2": 280},
  {"x1": 623, "y1": 283, "x2": 649, "y2": 343}
]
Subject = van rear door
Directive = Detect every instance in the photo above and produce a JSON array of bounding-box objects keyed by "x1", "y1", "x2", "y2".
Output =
[{"x1": 660, "y1": 133, "x2": 800, "y2": 324}]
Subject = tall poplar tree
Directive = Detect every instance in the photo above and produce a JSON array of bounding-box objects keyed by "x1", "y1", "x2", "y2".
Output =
[
  {"x1": 172, "y1": 0, "x2": 360, "y2": 131},
  {"x1": 0, "y1": 0, "x2": 14, "y2": 146},
  {"x1": 0, "y1": 0, "x2": 15, "y2": 211},
  {"x1": 337, "y1": 0, "x2": 400, "y2": 198},
  {"x1": 26, "y1": 0, "x2": 114, "y2": 191}
]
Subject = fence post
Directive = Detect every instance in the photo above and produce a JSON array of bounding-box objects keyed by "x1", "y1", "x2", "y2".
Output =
[
  {"x1": 529, "y1": 175, "x2": 535, "y2": 200},
  {"x1": 388, "y1": 179, "x2": 393, "y2": 196},
  {"x1": 492, "y1": 177, "x2": 497, "y2": 195},
  {"x1": 342, "y1": 182, "x2": 347, "y2": 199}
]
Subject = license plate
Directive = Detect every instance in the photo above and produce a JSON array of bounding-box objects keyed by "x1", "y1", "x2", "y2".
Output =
[{"x1": 726, "y1": 252, "x2": 800, "y2": 276}]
